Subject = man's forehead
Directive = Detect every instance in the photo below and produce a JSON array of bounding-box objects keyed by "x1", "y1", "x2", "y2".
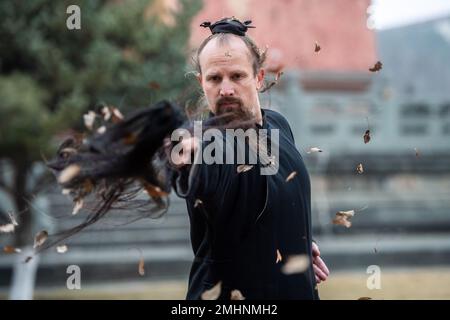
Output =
[{"x1": 199, "y1": 36, "x2": 252, "y2": 68}]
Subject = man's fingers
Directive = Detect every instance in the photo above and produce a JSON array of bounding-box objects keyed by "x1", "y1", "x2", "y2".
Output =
[
  {"x1": 314, "y1": 256, "x2": 330, "y2": 276},
  {"x1": 315, "y1": 276, "x2": 321, "y2": 284},
  {"x1": 312, "y1": 242, "x2": 320, "y2": 257},
  {"x1": 313, "y1": 264, "x2": 328, "y2": 281}
]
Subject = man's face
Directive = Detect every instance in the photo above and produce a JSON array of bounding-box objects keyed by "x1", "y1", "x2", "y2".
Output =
[{"x1": 197, "y1": 35, "x2": 264, "y2": 118}]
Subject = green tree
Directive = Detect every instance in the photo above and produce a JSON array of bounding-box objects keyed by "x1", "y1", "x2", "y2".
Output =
[{"x1": 0, "y1": 0, "x2": 201, "y2": 247}]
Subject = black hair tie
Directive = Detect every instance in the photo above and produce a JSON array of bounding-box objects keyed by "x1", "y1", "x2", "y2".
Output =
[{"x1": 200, "y1": 17, "x2": 255, "y2": 36}]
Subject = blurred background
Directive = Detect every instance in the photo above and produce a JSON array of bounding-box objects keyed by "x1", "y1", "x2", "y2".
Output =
[{"x1": 1, "y1": 0, "x2": 450, "y2": 300}]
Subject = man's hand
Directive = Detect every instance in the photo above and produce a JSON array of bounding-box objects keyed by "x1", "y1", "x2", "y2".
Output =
[
  {"x1": 312, "y1": 242, "x2": 329, "y2": 284},
  {"x1": 164, "y1": 137, "x2": 199, "y2": 168}
]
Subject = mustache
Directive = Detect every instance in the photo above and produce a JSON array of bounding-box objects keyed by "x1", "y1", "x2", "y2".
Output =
[{"x1": 216, "y1": 96, "x2": 243, "y2": 109}]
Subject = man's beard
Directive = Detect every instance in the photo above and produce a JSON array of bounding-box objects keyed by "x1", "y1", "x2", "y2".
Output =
[{"x1": 213, "y1": 97, "x2": 257, "y2": 129}]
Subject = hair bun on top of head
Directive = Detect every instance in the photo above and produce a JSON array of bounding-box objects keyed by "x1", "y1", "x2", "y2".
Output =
[{"x1": 200, "y1": 17, "x2": 255, "y2": 36}]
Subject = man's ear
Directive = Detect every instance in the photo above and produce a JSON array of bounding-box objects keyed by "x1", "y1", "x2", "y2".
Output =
[
  {"x1": 196, "y1": 73, "x2": 202, "y2": 86},
  {"x1": 256, "y1": 68, "x2": 265, "y2": 90}
]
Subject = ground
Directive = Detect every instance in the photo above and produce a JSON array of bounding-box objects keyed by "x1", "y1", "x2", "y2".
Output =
[{"x1": 2, "y1": 267, "x2": 449, "y2": 300}]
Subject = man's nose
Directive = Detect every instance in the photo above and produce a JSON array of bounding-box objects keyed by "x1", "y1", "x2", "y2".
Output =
[{"x1": 219, "y1": 80, "x2": 235, "y2": 97}]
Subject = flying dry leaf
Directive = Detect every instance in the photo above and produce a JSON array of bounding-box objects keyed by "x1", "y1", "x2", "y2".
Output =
[
  {"x1": 201, "y1": 281, "x2": 222, "y2": 300},
  {"x1": 97, "y1": 125, "x2": 106, "y2": 134},
  {"x1": 332, "y1": 210, "x2": 355, "y2": 228},
  {"x1": 7, "y1": 211, "x2": 18, "y2": 226},
  {"x1": 138, "y1": 256, "x2": 145, "y2": 276},
  {"x1": 230, "y1": 289, "x2": 246, "y2": 300},
  {"x1": 83, "y1": 111, "x2": 96, "y2": 130},
  {"x1": 143, "y1": 183, "x2": 168, "y2": 199},
  {"x1": 314, "y1": 41, "x2": 321, "y2": 53},
  {"x1": 3, "y1": 246, "x2": 21, "y2": 254},
  {"x1": 111, "y1": 108, "x2": 124, "y2": 123},
  {"x1": 369, "y1": 61, "x2": 382, "y2": 72},
  {"x1": 101, "y1": 106, "x2": 111, "y2": 121},
  {"x1": 285, "y1": 171, "x2": 297, "y2": 182},
  {"x1": 123, "y1": 132, "x2": 138, "y2": 145},
  {"x1": 58, "y1": 164, "x2": 81, "y2": 184},
  {"x1": 83, "y1": 179, "x2": 94, "y2": 194},
  {"x1": 307, "y1": 147, "x2": 323, "y2": 154},
  {"x1": 356, "y1": 163, "x2": 364, "y2": 174},
  {"x1": 72, "y1": 198, "x2": 83, "y2": 215},
  {"x1": 194, "y1": 199, "x2": 203, "y2": 208},
  {"x1": 33, "y1": 230, "x2": 48, "y2": 249},
  {"x1": 281, "y1": 255, "x2": 310, "y2": 275},
  {"x1": 276, "y1": 249, "x2": 283, "y2": 264},
  {"x1": 0, "y1": 223, "x2": 15, "y2": 233},
  {"x1": 275, "y1": 71, "x2": 284, "y2": 81},
  {"x1": 56, "y1": 245, "x2": 68, "y2": 254},
  {"x1": 148, "y1": 81, "x2": 161, "y2": 90},
  {"x1": 358, "y1": 297, "x2": 372, "y2": 300},
  {"x1": 24, "y1": 256, "x2": 33, "y2": 263},
  {"x1": 363, "y1": 130, "x2": 371, "y2": 144},
  {"x1": 237, "y1": 164, "x2": 253, "y2": 173},
  {"x1": 414, "y1": 147, "x2": 420, "y2": 158}
]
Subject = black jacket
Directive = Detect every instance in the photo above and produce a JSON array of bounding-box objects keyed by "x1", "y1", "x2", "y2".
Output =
[{"x1": 173, "y1": 109, "x2": 319, "y2": 300}]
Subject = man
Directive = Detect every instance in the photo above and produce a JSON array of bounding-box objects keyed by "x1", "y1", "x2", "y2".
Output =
[{"x1": 169, "y1": 18, "x2": 329, "y2": 300}]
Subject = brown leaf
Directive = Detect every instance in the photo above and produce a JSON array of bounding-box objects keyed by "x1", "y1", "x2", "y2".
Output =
[
  {"x1": 0, "y1": 223, "x2": 15, "y2": 233},
  {"x1": 369, "y1": 61, "x2": 382, "y2": 72},
  {"x1": 358, "y1": 297, "x2": 372, "y2": 300},
  {"x1": 194, "y1": 199, "x2": 203, "y2": 208},
  {"x1": 276, "y1": 249, "x2": 283, "y2": 264},
  {"x1": 201, "y1": 281, "x2": 222, "y2": 300},
  {"x1": 237, "y1": 164, "x2": 253, "y2": 173},
  {"x1": 123, "y1": 132, "x2": 138, "y2": 145},
  {"x1": 111, "y1": 108, "x2": 124, "y2": 123},
  {"x1": 56, "y1": 245, "x2": 68, "y2": 254},
  {"x1": 143, "y1": 182, "x2": 168, "y2": 199},
  {"x1": 148, "y1": 81, "x2": 161, "y2": 90},
  {"x1": 356, "y1": 163, "x2": 364, "y2": 174},
  {"x1": 33, "y1": 230, "x2": 48, "y2": 249},
  {"x1": 3, "y1": 246, "x2": 21, "y2": 254},
  {"x1": 58, "y1": 164, "x2": 81, "y2": 184},
  {"x1": 314, "y1": 41, "x2": 321, "y2": 53},
  {"x1": 363, "y1": 130, "x2": 371, "y2": 144},
  {"x1": 285, "y1": 171, "x2": 297, "y2": 182},
  {"x1": 281, "y1": 255, "x2": 310, "y2": 275},
  {"x1": 230, "y1": 289, "x2": 246, "y2": 300},
  {"x1": 138, "y1": 256, "x2": 145, "y2": 276},
  {"x1": 307, "y1": 147, "x2": 323, "y2": 154},
  {"x1": 332, "y1": 210, "x2": 355, "y2": 228},
  {"x1": 83, "y1": 179, "x2": 94, "y2": 194}
]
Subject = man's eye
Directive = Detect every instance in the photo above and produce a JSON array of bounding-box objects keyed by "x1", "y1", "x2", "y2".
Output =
[
  {"x1": 232, "y1": 74, "x2": 242, "y2": 80},
  {"x1": 209, "y1": 76, "x2": 220, "y2": 82}
]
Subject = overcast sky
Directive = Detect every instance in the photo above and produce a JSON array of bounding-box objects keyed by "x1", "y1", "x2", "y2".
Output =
[{"x1": 370, "y1": 0, "x2": 450, "y2": 29}]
